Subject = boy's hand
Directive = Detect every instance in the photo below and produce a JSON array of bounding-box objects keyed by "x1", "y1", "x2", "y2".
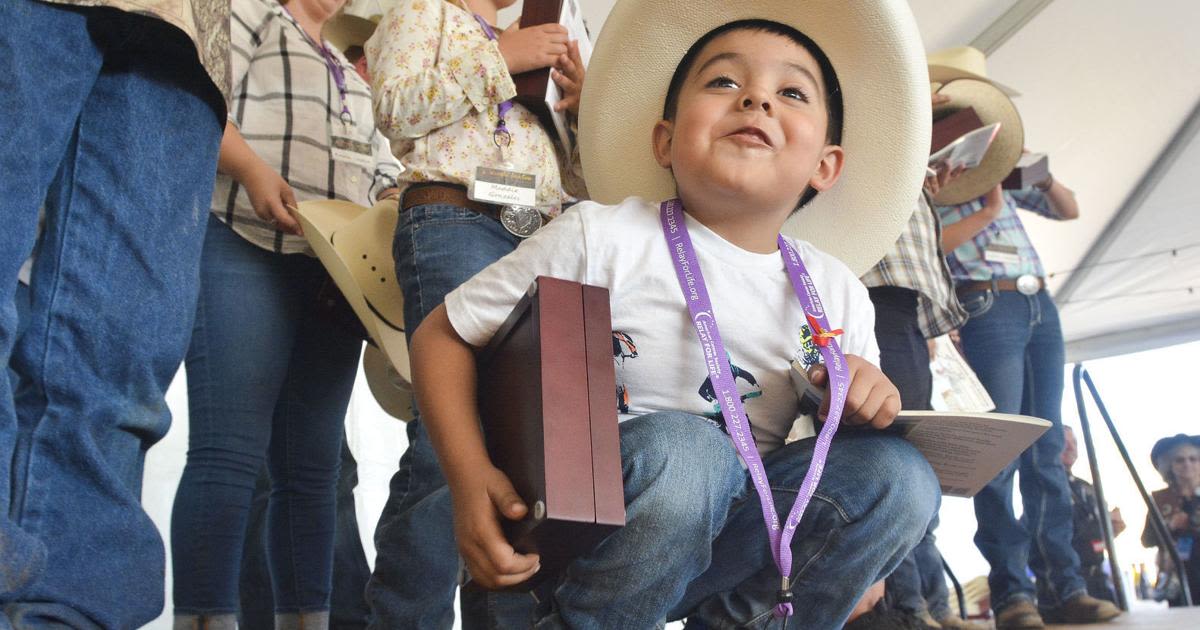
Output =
[
  {"x1": 451, "y1": 464, "x2": 541, "y2": 589},
  {"x1": 241, "y1": 162, "x2": 303, "y2": 235},
  {"x1": 924, "y1": 163, "x2": 966, "y2": 196},
  {"x1": 807, "y1": 355, "x2": 900, "y2": 430},
  {"x1": 498, "y1": 22, "x2": 569, "y2": 75},
  {"x1": 551, "y1": 40, "x2": 585, "y2": 114}
]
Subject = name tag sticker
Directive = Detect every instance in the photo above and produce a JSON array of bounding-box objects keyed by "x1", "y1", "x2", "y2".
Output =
[
  {"x1": 331, "y1": 135, "x2": 374, "y2": 170},
  {"x1": 470, "y1": 166, "x2": 537, "y2": 207},
  {"x1": 984, "y1": 244, "x2": 1021, "y2": 265}
]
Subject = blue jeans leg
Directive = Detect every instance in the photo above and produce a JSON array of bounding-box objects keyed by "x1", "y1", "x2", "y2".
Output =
[
  {"x1": 0, "y1": 2, "x2": 223, "y2": 626},
  {"x1": 171, "y1": 218, "x2": 361, "y2": 615},
  {"x1": 673, "y1": 432, "x2": 940, "y2": 630},
  {"x1": 366, "y1": 204, "x2": 528, "y2": 629},
  {"x1": 960, "y1": 290, "x2": 1084, "y2": 611},
  {"x1": 915, "y1": 518, "x2": 953, "y2": 620}
]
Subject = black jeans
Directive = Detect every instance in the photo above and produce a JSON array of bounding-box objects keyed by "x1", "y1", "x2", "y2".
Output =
[{"x1": 867, "y1": 287, "x2": 931, "y2": 411}]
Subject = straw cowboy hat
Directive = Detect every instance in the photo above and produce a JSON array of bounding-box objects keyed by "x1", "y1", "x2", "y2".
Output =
[
  {"x1": 928, "y1": 46, "x2": 1020, "y2": 97},
  {"x1": 928, "y1": 47, "x2": 1025, "y2": 206},
  {"x1": 324, "y1": 12, "x2": 379, "y2": 54},
  {"x1": 295, "y1": 199, "x2": 415, "y2": 421},
  {"x1": 578, "y1": 0, "x2": 931, "y2": 275}
]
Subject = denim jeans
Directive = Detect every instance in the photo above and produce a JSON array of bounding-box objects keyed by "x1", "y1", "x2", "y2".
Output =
[
  {"x1": 171, "y1": 217, "x2": 363, "y2": 616},
  {"x1": 885, "y1": 514, "x2": 953, "y2": 620},
  {"x1": 7, "y1": 283, "x2": 30, "y2": 387},
  {"x1": 958, "y1": 288, "x2": 1085, "y2": 610},
  {"x1": 0, "y1": 2, "x2": 222, "y2": 627},
  {"x1": 240, "y1": 437, "x2": 371, "y2": 630},
  {"x1": 526, "y1": 413, "x2": 939, "y2": 630},
  {"x1": 366, "y1": 203, "x2": 531, "y2": 629}
]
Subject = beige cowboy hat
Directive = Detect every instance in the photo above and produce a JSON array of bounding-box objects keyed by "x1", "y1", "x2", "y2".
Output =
[
  {"x1": 579, "y1": 0, "x2": 931, "y2": 275},
  {"x1": 295, "y1": 199, "x2": 415, "y2": 421},
  {"x1": 929, "y1": 78, "x2": 1025, "y2": 206},
  {"x1": 927, "y1": 46, "x2": 1020, "y2": 97},
  {"x1": 324, "y1": 11, "x2": 379, "y2": 55}
]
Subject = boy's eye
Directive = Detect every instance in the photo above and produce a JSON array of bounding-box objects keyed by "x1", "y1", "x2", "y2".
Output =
[
  {"x1": 780, "y1": 87, "x2": 810, "y2": 102},
  {"x1": 706, "y1": 76, "x2": 739, "y2": 89}
]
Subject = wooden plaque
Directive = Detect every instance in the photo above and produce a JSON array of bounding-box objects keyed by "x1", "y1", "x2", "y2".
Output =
[
  {"x1": 477, "y1": 276, "x2": 625, "y2": 589},
  {"x1": 931, "y1": 106, "x2": 984, "y2": 155}
]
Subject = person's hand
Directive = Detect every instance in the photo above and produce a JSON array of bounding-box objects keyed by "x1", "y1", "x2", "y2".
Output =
[
  {"x1": 1110, "y1": 507, "x2": 1126, "y2": 536},
  {"x1": 924, "y1": 163, "x2": 966, "y2": 196},
  {"x1": 1169, "y1": 511, "x2": 1189, "y2": 532},
  {"x1": 450, "y1": 464, "x2": 540, "y2": 589},
  {"x1": 808, "y1": 355, "x2": 900, "y2": 430},
  {"x1": 497, "y1": 21, "x2": 569, "y2": 75},
  {"x1": 241, "y1": 162, "x2": 302, "y2": 235},
  {"x1": 551, "y1": 39, "x2": 585, "y2": 114}
]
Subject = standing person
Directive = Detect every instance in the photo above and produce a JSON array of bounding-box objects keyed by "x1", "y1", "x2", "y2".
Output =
[
  {"x1": 937, "y1": 170, "x2": 1118, "y2": 628},
  {"x1": 862, "y1": 103, "x2": 981, "y2": 627},
  {"x1": 0, "y1": 0, "x2": 227, "y2": 626},
  {"x1": 1047, "y1": 426, "x2": 1126, "y2": 604},
  {"x1": 169, "y1": 1, "x2": 400, "y2": 628},
  {"x1": 1141, "y1": 434, "x2": 1200, "y2": 607},
  {"x1": 361, "y1": 0, "x2": 587, "y2": 626}
]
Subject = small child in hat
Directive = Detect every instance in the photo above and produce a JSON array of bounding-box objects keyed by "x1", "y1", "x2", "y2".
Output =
[{"x1": 408, "y1": 0, "x2": 937, "y2": 626}]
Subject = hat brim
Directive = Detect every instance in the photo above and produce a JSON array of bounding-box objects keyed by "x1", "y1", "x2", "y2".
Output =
[
  {"x1": 363, "y1": 344, "x2": 415, "y2": 421},
  {"x1": 930, "y1": 79, "x2": 1024, "y2": 206},
  {"x1": 296, "y1": 200, "x2": 414, "y2": 419},
  {"x1": 928, "y1": 65, "x2": 1021, "y2": 97},
  {"x1": 1151, "y1": 434, "x2": 1200, "y2": 468},
  {"x1": 579, "y1": 0, "x2": 931, "y2": 275}
]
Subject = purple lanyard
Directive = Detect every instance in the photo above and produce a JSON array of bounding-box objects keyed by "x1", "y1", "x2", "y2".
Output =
[
  {"x1": 471, "y1": 14, "x2": 514, "y2": 148},
  {"x1": 281, "y1": 5, "x2": 353, "y2": 125},
  {"x1": 660, "y1": 199, "x2": 850, "y2": 619}
]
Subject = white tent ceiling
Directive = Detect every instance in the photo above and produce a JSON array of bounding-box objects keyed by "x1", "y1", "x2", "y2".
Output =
[{"x1": 350, "y1": 0, "x2": 1200, "y2": 362}]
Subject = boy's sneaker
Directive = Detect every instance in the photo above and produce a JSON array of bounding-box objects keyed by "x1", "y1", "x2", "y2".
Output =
[
  {"x1": 995, "y1": 600, "x2": 1044, "y2": 630},
  {"x1": 936, "y1": 615, "x2": 991, "y2": 630},
  {"x1": 1041, "y1": 594, "x2": 1121, "y2": 624}
]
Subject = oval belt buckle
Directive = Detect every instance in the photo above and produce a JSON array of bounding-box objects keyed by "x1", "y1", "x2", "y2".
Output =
[
  {"x1": 500, "y1": 205, "x2": 543, "y2": 238},
  {"x1": 1016, "y1": 274, "x2": 1041, "y2": 296}
]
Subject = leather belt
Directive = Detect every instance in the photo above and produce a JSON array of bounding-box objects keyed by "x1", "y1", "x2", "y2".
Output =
[
  {"x1": 401, "y1": 183, "x2": 501, "y2": 222},
  {"x1": 956, "y1": 276, "x2": 1045, "y2": 297}
]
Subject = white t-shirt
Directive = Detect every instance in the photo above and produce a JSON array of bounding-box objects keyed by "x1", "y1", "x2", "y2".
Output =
[{"x1": 445, "y1": 197, "x2": 880, "y2": 455}]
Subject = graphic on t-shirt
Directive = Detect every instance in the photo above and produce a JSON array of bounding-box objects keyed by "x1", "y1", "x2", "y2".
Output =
[
  {"x1": 697, "y1": 353, "x2": 762, "y2": 433},
  {"x1": 612, "y1": 331, "x2": 638, "y2": 414},
  {"x1": 795, "y1": 324, "x2": 822, "y2": 369}
]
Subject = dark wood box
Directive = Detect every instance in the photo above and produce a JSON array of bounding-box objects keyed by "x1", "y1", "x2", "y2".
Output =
[
  {"x1": 1002, "y1": 153, "x2": 1050, "y2": 190},
  {"x1": 510, "y1": 0, "x2": 563, "y2": 130},
  {"x1": 931, "y1": 106, "x2": 984, "y2": 155},
  {"x1": 476, "y1": 276, "x2": 625, "y2": 589}
]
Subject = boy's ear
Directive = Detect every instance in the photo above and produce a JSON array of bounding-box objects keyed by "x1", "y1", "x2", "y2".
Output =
[
  {"x1": 651, "y1": 119, "x2": 674, "y2": 169},
  {"x1": 807, "y1": 144, "x2": 845, "y2": 194}
]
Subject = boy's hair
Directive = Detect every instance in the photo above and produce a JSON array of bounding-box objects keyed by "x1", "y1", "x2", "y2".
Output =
[
  {"x1": 344, "y1": 45, "x2": 366, "y2": 65},
  {"x1": 661, "y1": 19, "x2": 844, "y2": 210}
]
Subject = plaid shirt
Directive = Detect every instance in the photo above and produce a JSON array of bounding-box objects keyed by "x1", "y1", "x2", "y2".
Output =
[
  {"x1": 935, "y1": 188, "x2": 1058, "y2": 282},
  {"x1": 860, "y1": 192, "x2": 966, "y2": 338},
  {"x1": 216, "y1": 0, "x2": 402, "y2": 254}
]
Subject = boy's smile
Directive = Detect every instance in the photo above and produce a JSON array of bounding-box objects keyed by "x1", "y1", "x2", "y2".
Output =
[{"x1": 653, "y1": 30, "x2": 843, "y2": 251}]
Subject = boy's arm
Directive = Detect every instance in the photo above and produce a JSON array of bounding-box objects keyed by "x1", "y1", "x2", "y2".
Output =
[
  {"x1": 1010, "y1": 177, "x2": 1080, "y2": 221},
  {"x1": 410, "y1": 304, "x2": 541, "y2": 588}
]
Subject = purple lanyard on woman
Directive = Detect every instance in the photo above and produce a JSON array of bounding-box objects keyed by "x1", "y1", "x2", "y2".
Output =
[
  {"x1": 281, "y1": 4, "x2": 354, "y2": 125},
  {"x1": 471, "y1": 14, "x2": 514, "y2": 148},
  {"x1": 659, "y1": 199, "x2": 850, "y2": 619}
]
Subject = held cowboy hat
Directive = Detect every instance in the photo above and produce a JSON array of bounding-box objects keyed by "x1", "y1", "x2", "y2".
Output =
[
  {"x1": 324, "y1": 12, "x2": 379, "y2": 55},
  {"x1": 296, "y1": 199, "x2": 415, "y2": 421},
  {"x1": 578, "y1": 0, "x2": 931, "y2": 275},
  {"x1": 927, "y1": 47, "x2": 1025, "y2": 206}
]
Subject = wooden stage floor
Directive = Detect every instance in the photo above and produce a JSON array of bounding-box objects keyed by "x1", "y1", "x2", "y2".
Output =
[{"x1": 1045, "y1": 602, "x2": 1199, "y2": 629}]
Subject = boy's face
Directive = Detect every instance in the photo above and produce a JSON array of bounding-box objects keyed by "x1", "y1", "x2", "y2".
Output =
[{"x1": 653, "y1": 30, "x2": 843, "y2": 213}]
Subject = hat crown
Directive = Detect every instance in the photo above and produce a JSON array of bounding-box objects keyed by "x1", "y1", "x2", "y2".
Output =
[{"x1": 928, "y1": 46, "x2": 990, "y2": 78}]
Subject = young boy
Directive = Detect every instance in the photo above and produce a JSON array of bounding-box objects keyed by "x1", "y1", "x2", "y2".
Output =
[
  {"x1": 410, "y1": 0, "x2": 936, "y2": 626},
  {"x1": 363, "y1": 0, "x2": 587, "y2": 626}
]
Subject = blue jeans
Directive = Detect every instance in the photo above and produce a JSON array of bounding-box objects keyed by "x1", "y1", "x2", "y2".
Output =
[
  {"x1": 886, "y1": 515, "x2": 953, "y2": 620},
  {"x1": 171, "y1": 217, "x2": 363, "y2": 615},
  {"x1": 958, "y1": 288, "x2": 1085, "y2": 610},
  {"x1": 7, "y1": 283, "x2": 30, "y2": 387},
  {"x1": 239, "y1": 437, "x2": 371, "y2": 630},
  {"x1": 527, "y1": 413, "x2": 939, "y2": 630},
  {"x1": 366, "y1": 204, "x2": 531, "y2": 629},
  {"x1": 0, "y1": 2, "x2": 222, "y2": 627}
]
